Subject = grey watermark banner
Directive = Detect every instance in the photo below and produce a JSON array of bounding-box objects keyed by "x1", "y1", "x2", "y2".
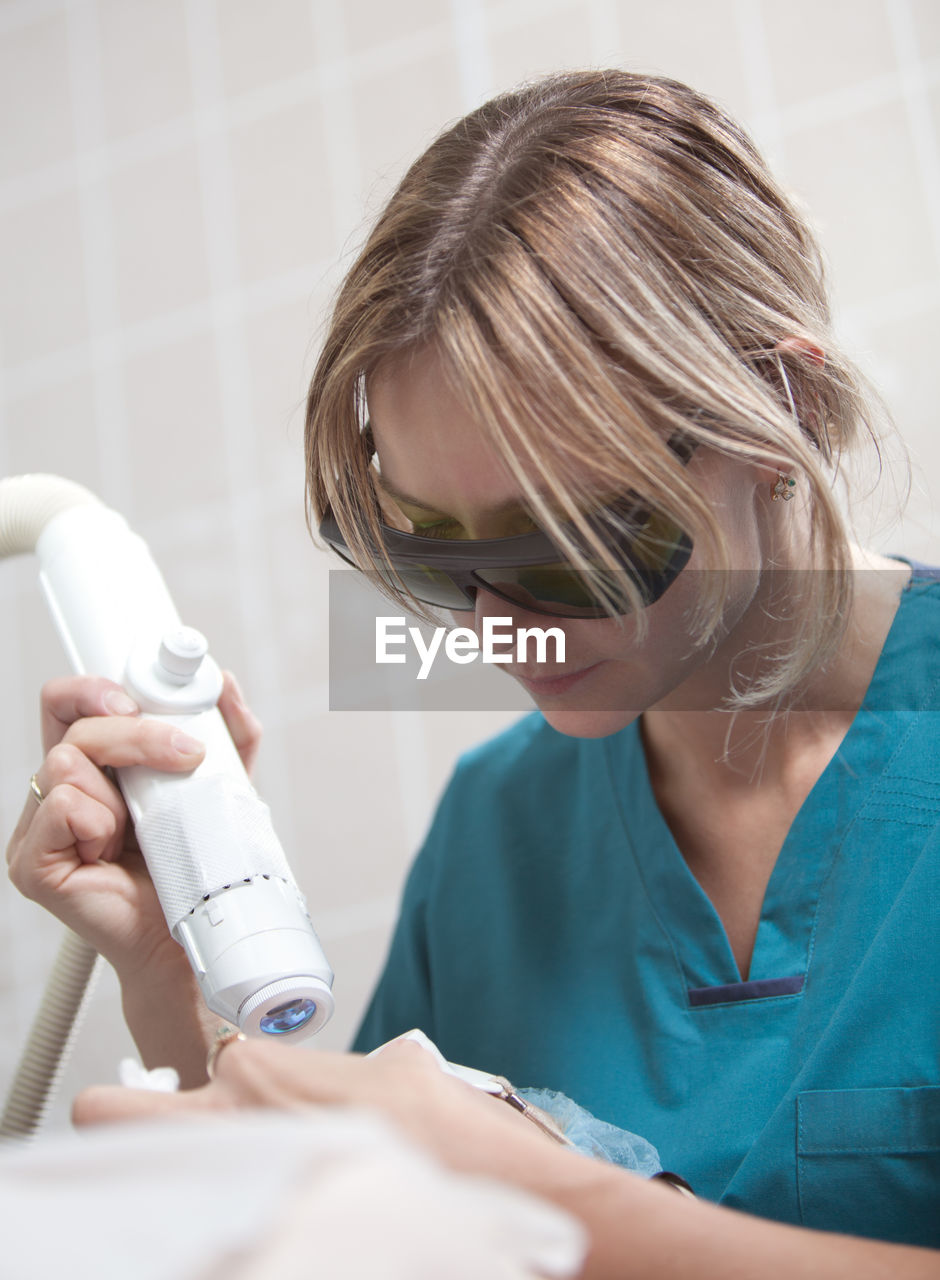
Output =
[
  {"x1": 329, "y1": 571, "x2": 535, "y2": 711},
  {"x1": 327, "y1": 565, "x2": 933, "y2": 712}
]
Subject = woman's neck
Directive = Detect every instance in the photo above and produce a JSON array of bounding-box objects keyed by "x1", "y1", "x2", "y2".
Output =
[
  {"x1": 639, "y1": 550, "x2": 911, "y2": 980},
  {"x1": 641, "y1": 548, "x2": 912, "y2": 789}
]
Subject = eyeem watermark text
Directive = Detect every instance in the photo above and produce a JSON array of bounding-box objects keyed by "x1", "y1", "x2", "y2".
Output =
[{"x1": 376, "y1": 616, "x2": 566, "y2": 680}]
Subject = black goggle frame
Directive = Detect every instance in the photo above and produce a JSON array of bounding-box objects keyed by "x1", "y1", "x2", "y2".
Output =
[{"x1": 319, "y1": 435, "x2": 696, "y2": 619}]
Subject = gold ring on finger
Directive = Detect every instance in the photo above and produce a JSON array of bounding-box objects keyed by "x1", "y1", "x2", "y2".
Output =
[
  {"x1": 206, "y1": 1024, "x2": 245, "y2": 1080},
  {"x1": 28, "y1": 774, "x2": 44, "y2": 805}
]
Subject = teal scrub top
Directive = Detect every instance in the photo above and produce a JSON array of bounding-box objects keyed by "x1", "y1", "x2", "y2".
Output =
[{"x1": 354, "y1": 570, "x2": 940, "y2": 1247}]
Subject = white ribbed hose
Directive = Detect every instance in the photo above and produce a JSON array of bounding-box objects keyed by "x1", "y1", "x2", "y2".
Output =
[
  {"x1": 0, "y1": 473, "x2": 334, "y2": 1140},
  {"x1": 0, "y1": 931, "x2": 100, "y2": 1141},
  {"x1": 0, "y1": 475, "x2": 104, "y2": 1142}
]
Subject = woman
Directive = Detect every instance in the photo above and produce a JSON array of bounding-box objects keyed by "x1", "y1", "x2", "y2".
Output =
[{"x1": 8, "y1": 71, "x2": 937, "y2": 1277}]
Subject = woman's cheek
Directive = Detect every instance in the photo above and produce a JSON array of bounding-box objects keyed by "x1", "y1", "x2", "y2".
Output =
[{"x1": 447, "y1": 608, "x2": 477, "y2": 630}]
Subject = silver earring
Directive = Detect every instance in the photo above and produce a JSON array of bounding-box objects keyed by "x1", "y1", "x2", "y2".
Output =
[{"x1": 772, "y1": 471, "x2": 796, "y2": 502}]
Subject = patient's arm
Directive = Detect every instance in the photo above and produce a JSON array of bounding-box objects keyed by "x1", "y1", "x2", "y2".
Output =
[{"x1": 73, "y1": 1038, "x2": 938, "y2": 1280}]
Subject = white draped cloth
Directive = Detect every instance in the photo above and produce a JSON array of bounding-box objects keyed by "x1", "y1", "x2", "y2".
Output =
[{"x1": 0, "y1": 1109, "x2": 586, "y2": 1279}]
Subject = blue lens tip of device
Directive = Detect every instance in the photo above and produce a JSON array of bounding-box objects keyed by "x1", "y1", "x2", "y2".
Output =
[{"x1": 259, "y1": 996, "x2": 318, "y2": 1035}]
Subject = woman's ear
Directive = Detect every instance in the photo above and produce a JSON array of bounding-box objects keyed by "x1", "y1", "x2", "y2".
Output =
[
  {"x1": 772, "y1": 336, "x2": 830, "y2": 454},
  {"x1": 774, "y1": 336, "x2": 825, "y2": 368}
]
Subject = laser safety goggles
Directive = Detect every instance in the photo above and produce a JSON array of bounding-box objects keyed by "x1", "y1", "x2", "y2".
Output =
[{"x1": 319, "y1": 437, "x2": 695, "y2": 619}]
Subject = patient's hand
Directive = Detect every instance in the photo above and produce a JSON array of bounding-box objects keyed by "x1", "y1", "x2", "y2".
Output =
[{"x1": 73, "y1": 1037, "x2": 575, "y2": 1192}]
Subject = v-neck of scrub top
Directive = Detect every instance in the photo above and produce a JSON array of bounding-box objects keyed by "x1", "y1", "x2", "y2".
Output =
[{"x1": 601, "y1": 577, "x2": 923, "y2": 1002}]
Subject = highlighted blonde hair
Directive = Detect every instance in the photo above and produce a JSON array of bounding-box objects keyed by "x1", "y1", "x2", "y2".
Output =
[{"x1": 306, "y1": 69, "x2": 889, "y2": 708}]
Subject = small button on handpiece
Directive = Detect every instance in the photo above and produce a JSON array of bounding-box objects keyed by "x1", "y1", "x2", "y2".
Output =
[
  {"x1": 157, "y1": 627, "x2": 208, "y2": 685},
  {"x1": 124, "y1": 625, "x2": 222, "y2": 712}
]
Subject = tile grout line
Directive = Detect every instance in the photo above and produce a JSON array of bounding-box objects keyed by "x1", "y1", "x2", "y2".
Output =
[
  {"x1": 65, "y1": 0, "x2": 131, "y2": 503},
  {"x1": 0, "y1": 263, "x2": 332, "y2": 406},
  {"x1": 307, "y1": 4, "x2": 366, "y2": 282},
  {"x1": 0, "y1": 21, "x2": 463, "y2": 215},
  {"x1": 5, "y1": 24, "x2": 935, "y2": 222},
  {"x1": 182, "y1": 0, "x2": 304, "y2": 860}
]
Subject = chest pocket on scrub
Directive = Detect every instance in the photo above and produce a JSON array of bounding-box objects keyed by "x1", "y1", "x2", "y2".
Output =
[{"x1": 797, "y1": 1086, "x2": 940, "y2": 1246}]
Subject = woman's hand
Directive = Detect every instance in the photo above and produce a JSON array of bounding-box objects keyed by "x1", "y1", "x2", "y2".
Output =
[
  {"x1": 6, "y1": 671, "x2": 260, "y2": 975},
  {"x1": 5, "y1": 671, "x2": 262, "y2": 1085}
]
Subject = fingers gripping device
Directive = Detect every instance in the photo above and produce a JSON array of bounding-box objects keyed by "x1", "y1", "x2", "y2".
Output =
[{"x1": 0, "y1": 475, "x2": 334, "y2": 1054}]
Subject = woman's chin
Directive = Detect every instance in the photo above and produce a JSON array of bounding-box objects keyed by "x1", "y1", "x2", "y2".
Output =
[
  {"x1": 534, "y1": 704, "x2": 641, "y2": 739},
  {"x1": 512, "y1": 662, "x2": 648, "y2": 738}
]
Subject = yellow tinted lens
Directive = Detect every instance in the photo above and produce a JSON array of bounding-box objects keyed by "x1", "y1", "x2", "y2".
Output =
[
  {"x1": 626, "y1": 509, "x2": 687, "y2": 570},
  {"x1": 476, "y1": 565, "x2": 603, "y2": 617}
]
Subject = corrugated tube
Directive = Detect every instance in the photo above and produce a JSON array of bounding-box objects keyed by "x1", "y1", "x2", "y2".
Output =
[{"x1": 0, "y1": 473, "x2": 104, "y2": 1141}]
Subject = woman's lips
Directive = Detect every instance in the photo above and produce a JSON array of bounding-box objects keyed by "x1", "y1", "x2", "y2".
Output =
[{"x1": 514, "y1": 662, "x2": 603, "y2": 696}]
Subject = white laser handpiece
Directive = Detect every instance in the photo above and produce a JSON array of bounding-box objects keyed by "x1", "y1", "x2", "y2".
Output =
[{"x1": 34, "y1": 498, "x2": 333, "y2": 1041}]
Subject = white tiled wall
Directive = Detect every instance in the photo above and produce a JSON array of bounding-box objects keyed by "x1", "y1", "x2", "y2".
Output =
[{"x1": 0, "y1": 0, "x2": 937, "y2": 1131}]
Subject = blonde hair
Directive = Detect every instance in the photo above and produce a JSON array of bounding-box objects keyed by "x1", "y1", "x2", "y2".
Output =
[{"x1": 305, "y1": 69, "x2": 889, "y2": 708}]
